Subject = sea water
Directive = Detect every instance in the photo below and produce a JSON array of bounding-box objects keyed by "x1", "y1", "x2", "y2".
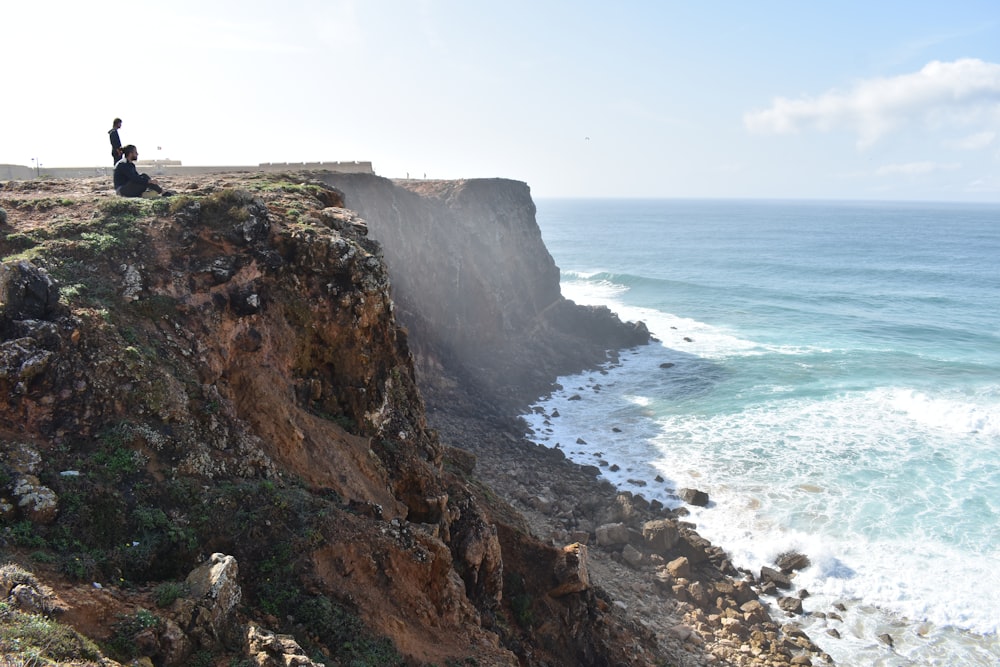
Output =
[{"x1": 524, "y1": 199, "x2": 1000, "y2": 666}]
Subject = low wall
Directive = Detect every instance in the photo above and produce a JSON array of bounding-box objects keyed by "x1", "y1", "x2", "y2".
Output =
[{"x1": 0, "y1": 161, "x2": 375, "y2": 181}]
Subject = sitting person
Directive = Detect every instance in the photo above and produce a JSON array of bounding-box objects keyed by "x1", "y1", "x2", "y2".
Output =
[{"x1": 113, "y1": 145, "x2": 172, "y2": 197}]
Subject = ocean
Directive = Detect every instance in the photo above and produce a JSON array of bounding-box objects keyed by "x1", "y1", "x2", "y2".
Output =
[{"x1": 524, "y1": 199, "x2": 1000, "y2": 666}]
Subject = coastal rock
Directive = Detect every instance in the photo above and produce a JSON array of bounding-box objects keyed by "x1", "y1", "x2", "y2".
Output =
[
  {"x1": 777, "y1": 596, "x2": 804, "y2": 614},
  {"x1": 666, "y1": 556, "x2": 691, "y2": 579},
  {"x1": 776, "y1": 551, "x2": 811, "y2": 573},
  {"x1": 550, "y1": 542, "x2": 591, "y2": 596},
  {"x1": 679, "y1": 488, "x2": 709, "y2": 507},
  {"x1": 621, "y1": 543, "x2": 644, "y2": 569},
  {"x1": 740, "y1": 600, "x2": 768, "y2": 624},
  {"x1": 760, "y1": 566, "x2": 793, "y2": 590},
  {"x1": 643, "y1": 518, "x2": 681, "y2": 554},
  {"x1": 595, "y1": 522, "x2": 630, "y2": 547}
]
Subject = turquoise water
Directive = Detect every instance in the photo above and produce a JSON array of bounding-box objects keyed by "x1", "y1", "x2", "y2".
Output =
[{"x1": 525, "y1": 199, "x2": 1000, "y2": 666}]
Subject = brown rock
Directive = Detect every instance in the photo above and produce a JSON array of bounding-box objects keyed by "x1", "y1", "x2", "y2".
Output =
[
  {"x1": 245, "y1": 623, "x2": 324, "y2": 667},
  {"x1": 777, "y1": 596, "x2": 804, "y2": 614},
  {"x1": 760, "y1": 566, "x2": 793, "y2": 590},
  {"x1": 621, "y1": 543, "x2": 645, "y2": 569},
  {"x1": 776, "y1": 551, "x2": 812, "y2": 573},
  {"x1": 185, "y1": 553, "x2": 242, "y2": 646},
  {"x1": 595, "y1": 522, "x2": 630, "y2": 547},
  {"x1": 666, "y1": 556, "x2": 691, "y2": 579},
  {"x1": 679, "y1": 487, "x2": 710, "y2": 506},
  {"x1": 642, "y1": 518, "x2": 681, "y2": 554},
  {"x1": 550, "y1": 542, "x2": 590, "y2": 596}
]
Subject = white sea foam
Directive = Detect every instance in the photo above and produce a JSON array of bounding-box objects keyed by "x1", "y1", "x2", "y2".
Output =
[
  {"x1": 523, "y1": 322, "x2": 1000, "y2": 659},
  {"x1": 883, "y1": 387, "x2": 1000, "y2": 438}
]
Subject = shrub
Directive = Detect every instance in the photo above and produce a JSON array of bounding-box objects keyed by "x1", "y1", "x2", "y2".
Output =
[
  {"x1": 0, "y1": 600, "x2": 103, "y2": 663},
  {"x1": 153, "y1": 581, "x2": 188, "y2": 607},
  {"x1": 107, "y1": 608, "x2": 160, "y2": 659}
]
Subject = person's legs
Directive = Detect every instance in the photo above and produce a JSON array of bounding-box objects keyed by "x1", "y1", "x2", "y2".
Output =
[{"x1": 118, "y1": 181, "x2": 148, "y2": 197}]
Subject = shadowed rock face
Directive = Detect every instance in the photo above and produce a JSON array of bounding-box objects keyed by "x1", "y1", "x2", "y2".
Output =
[{"x1": 314, "y1": 174, "x2": 650, "y2": 412}]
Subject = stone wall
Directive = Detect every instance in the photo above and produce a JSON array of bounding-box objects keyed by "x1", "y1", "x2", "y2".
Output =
[{"x1": 0, "y1": 161, "x2": 374, "y2": 181}]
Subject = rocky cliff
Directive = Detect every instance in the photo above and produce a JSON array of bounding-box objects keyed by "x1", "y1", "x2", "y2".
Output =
[
  {"x1": 0, "y1": 173, "x2": 661, "y2": 666},
  {"x1": 311, "y1": 174, "x2": 649, "y2": 414}
]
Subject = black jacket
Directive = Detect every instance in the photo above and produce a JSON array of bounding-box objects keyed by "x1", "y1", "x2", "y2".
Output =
[{"x1": 114, "y1": 160, "x2": 148, "y2": 190}]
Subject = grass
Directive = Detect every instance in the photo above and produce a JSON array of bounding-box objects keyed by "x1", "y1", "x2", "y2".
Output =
[{"x1": 0, "y1": 601, "x2": 103, "y2": 664}]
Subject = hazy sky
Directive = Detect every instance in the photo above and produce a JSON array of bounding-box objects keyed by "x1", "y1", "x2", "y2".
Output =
[{"x1": 5, "y1": 1, "x2": 1000, "y2": 201}]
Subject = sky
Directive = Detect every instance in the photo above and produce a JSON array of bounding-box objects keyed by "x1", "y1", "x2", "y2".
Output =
[{"x1": 4, "y1": 1, "x2": 1000, "y2": 201}]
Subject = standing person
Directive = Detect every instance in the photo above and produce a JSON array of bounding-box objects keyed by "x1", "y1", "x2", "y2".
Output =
[
  {"x1": 114, "y1": 145, "x2": 171, "y2": 197},
  {"x1": 109, "y1": 118, "x2": 123, "y2": 165}
]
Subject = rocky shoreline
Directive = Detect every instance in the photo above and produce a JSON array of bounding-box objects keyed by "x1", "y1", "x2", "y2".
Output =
[{"x1": 422, "y1": 364, "x2": 835, "y2": 667}]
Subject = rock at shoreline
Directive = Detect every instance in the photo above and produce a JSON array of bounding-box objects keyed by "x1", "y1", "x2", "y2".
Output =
[
  {"x1": 776, "y1": 551, "x2": 812, "y2": 573},
  {"x1": 679, "y1": 488, "x2": 709, "y2": 507},
  {"x1": 761, "y1": 566, "x2": 794, "y2": 590},
  {"x1": 643, "y1": 519, "x2": 681, "y2": 554}
]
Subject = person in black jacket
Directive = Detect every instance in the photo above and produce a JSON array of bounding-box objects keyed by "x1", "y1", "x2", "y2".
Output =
[
  {"x1": 113, "y1": 145, "x2": 171, "y2": 197},
  {"x1": 109, "y1": 118, "x2": 123, "y2": 165}
]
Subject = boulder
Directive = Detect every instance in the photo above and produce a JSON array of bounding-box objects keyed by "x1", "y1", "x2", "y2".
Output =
[
  {"x1": 678, "y1": 488, "x2": 709, "y2": 507},
  {"x1": 778, "y1": 596, "x2": 804, "y2": 614},
  {"x1": 739, "y1": 599, "x2": 767, "y2": 624},
  {"x1": 666, "y1": 556, "x2": 691, "y2": 579},
  {"x1": 621, "y1": 543, "x2": 644, "y2": 569},
  {"x1": 245, "y1": 623, "x2": 324, "y2": 667},
  {"x1": 595, "y1": 522, "x2": 630, "y2": 547},
  {"x1": 550, "y1": 543, "x2": 590, "y2": 596},
  {"x1": 185, "y1": 553, "x2": 242, "y2": 647},
  {"x1": 760, "y1": 566, "x2": 793, "y2": 590},
  {"x1": 11, "y1": 475, "x2": 58, "y2": 524},
  {"x1": 776, "y1": 551, "x2": 811, "y2": 573},
  {"x1": 642, "y1": 518, "x2": 681, "y2": 554},
  {"x1": 0, "y1": 261, "x2": 60, "y2": 321}
]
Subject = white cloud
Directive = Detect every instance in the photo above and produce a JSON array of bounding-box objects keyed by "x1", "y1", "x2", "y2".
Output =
[
  {"x1": 876, "y1": 161, "x2": 961, "y2": 176},
  {"x1": 944, "y1": 131, "x2": 997, "y2": 150},
  {"x1": 745, "y1": 59, "x2": 1000, "y2": 147}
]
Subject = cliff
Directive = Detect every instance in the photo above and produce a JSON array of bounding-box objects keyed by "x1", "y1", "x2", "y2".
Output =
[
  {"x1": 0, "y1": 173, "x2": 827, "y2": 667},
  {"x1": 311, "y1": 174, "x2": 649, "y2": 414},
  {"x1": 0, "y1": 173, "x2": 659, "y2": 666}
]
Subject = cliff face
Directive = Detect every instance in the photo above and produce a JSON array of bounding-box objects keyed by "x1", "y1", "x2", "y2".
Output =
[
  {"x1": 312, "y1": 174, "x2": 649, "y2": 412},
  {"x1": 0, "y1": 174, "x2": 658, "y2": 666}
]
